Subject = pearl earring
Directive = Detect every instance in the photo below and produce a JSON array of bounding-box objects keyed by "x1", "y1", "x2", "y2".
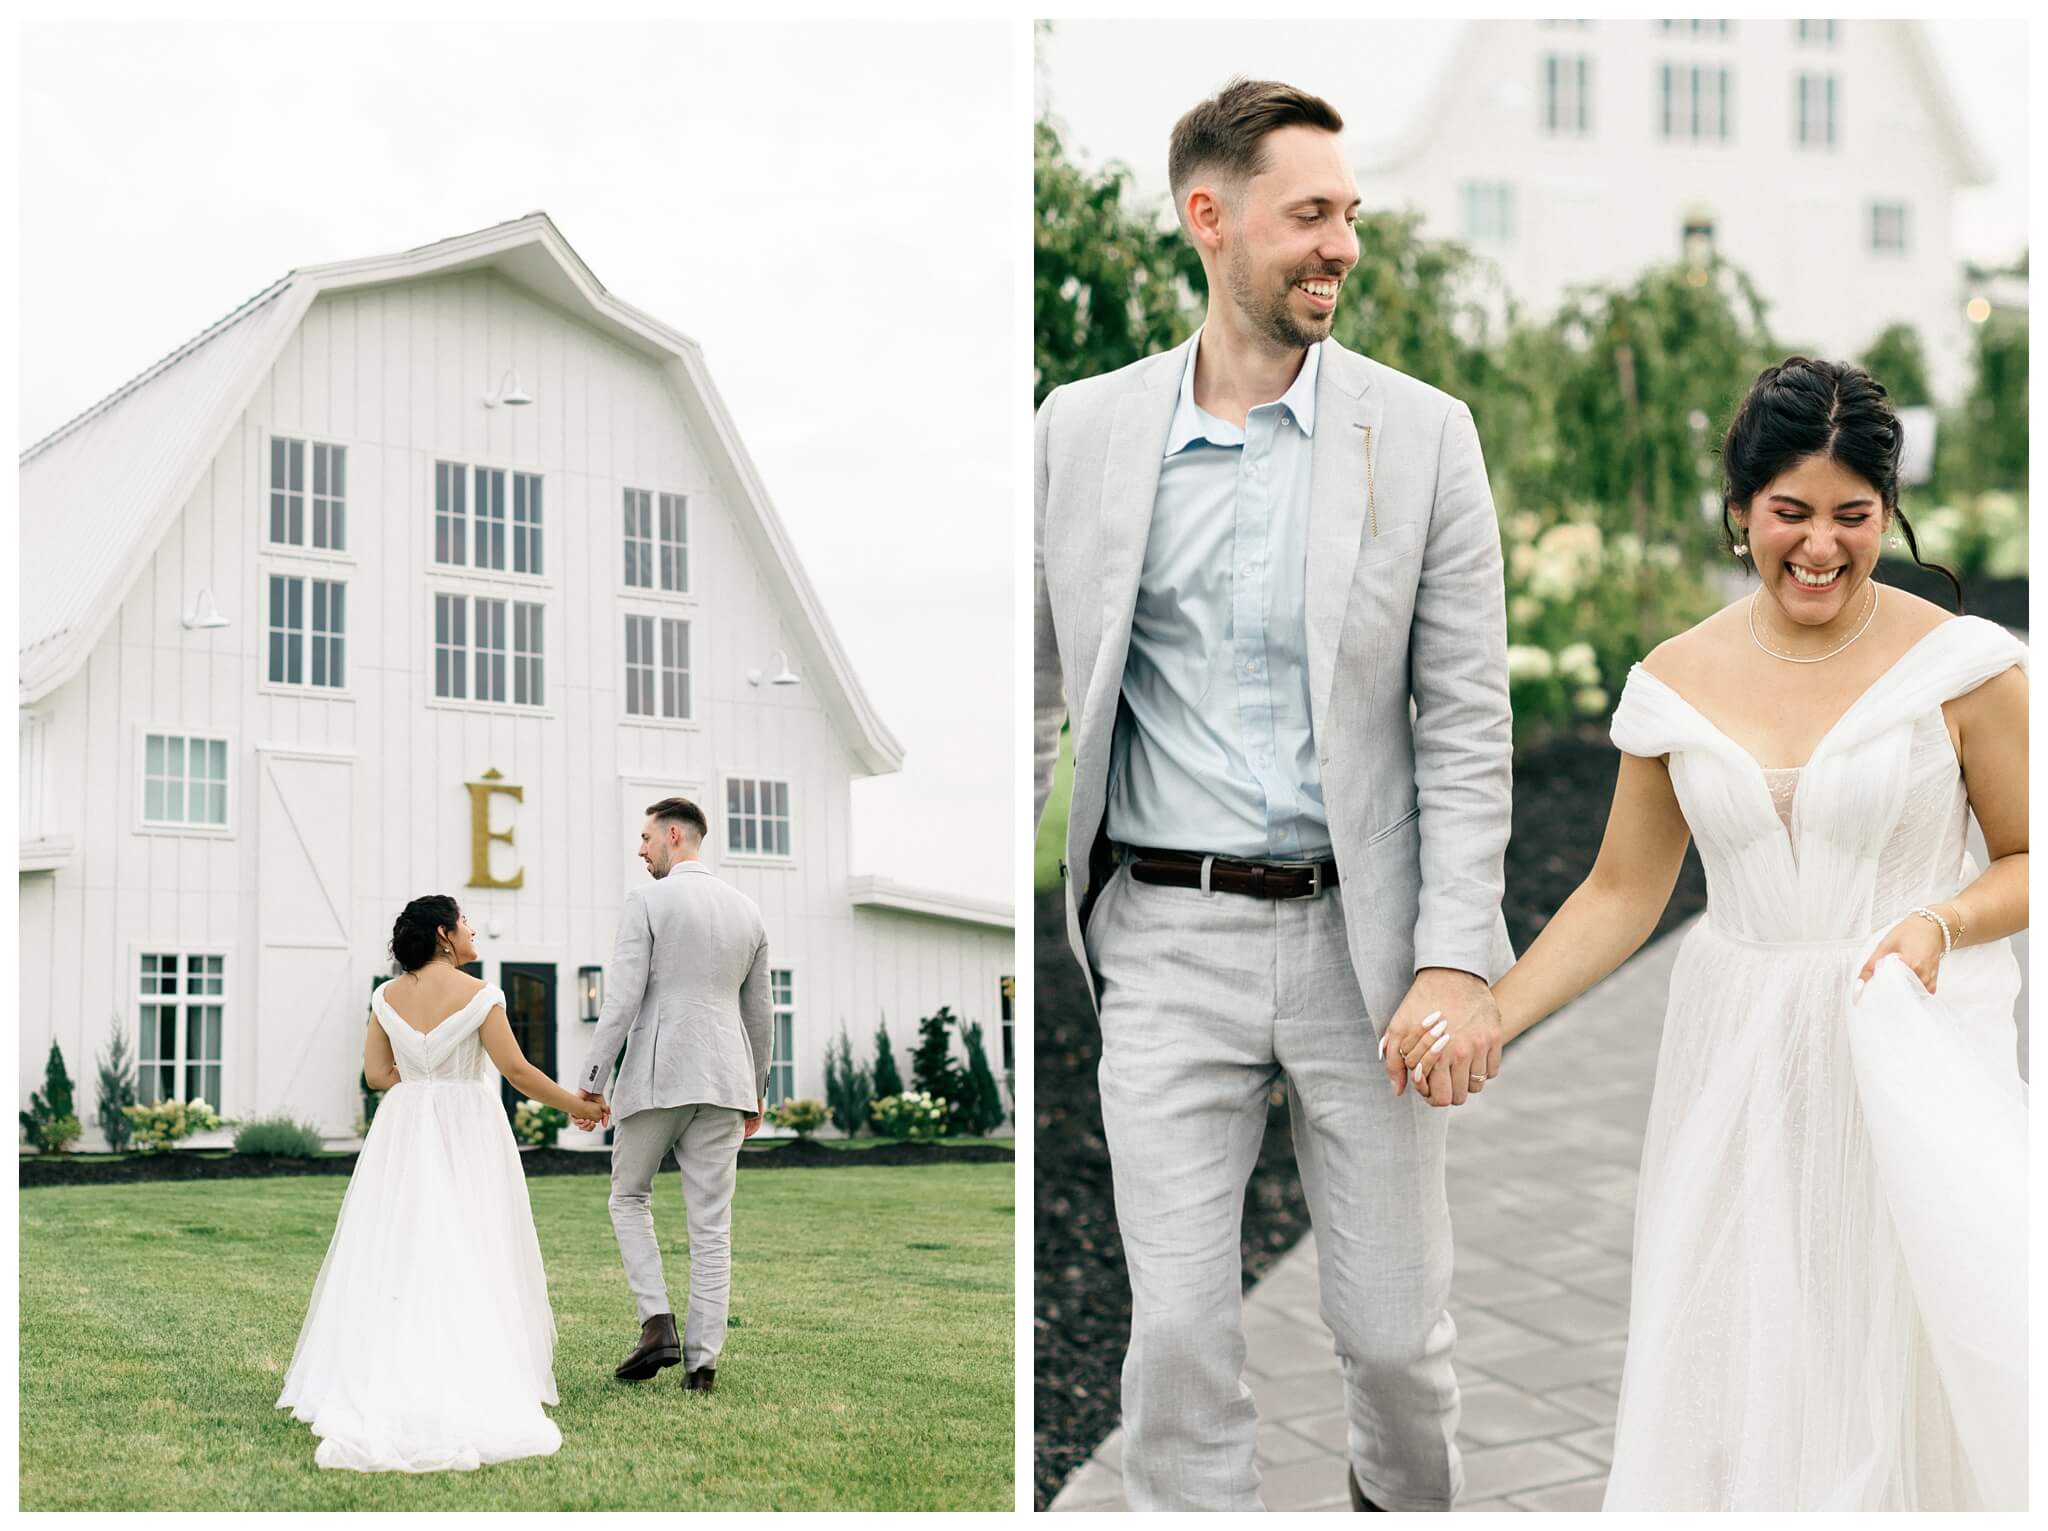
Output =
[
  {"x1": 1888, "y1": 529, "x2": 1903, "y2": 550},
  {"x1": 1731, "y1": 537, "x2": 1749, "y2": 557}
]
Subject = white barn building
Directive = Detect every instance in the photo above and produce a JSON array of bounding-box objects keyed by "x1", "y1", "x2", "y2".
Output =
[
  {"x1": 1355, "y1": 19, "x2": 1990, "y2": 399},
  {"x1": 18, "y1": 213, "x2": 1014, "y2": 1147}
]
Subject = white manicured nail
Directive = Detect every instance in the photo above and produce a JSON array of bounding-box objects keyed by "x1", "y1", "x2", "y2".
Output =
[
  {"x1": 1377, "y1": 1032, "x2": 1388, "y2": 1059},
  {"x1": 1428, "y1": 1034, "x2": 1449, "y2": 1055}
]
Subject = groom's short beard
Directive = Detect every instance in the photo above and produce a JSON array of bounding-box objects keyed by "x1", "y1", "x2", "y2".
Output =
[{"x1": 1226, "y1": 237, "x2": 1333, "y2": 352}]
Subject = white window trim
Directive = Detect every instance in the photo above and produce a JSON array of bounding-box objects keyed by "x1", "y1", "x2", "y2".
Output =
[
  {"x1": 765, "y1": 961, "x2": 799, "y2": 1116},
  {"x1": 256, "y1": 569, "x2": 355, "y2": 699},
  {"x1": 265, "y1": 433, "x2": 353, "y2": 557},
  {"x1": 423, "y1": 584, "x2": 556, "y2": 718},
  {"x1": 1541, "y1": 53, "x2": 1592, "y2": 137},
  {"x1": 615, "y1": 485, "x2": 697, "y2": 604},
  {"x1": 618, "y1": 605, "x2": 703, "y2": 730},
  {"x1": 130, "y1": 940, "x2": 233, "y2": 1139},
  {"x1": 719, "y1": 771, "x2": 796, "y2": 867},
  {"x1": 134, "y1": 725, "x2": 236, "y2": 838},
  {"x1": 1868, "y1": 202, "x2": 1910, "y2": 257},
  {"x1": 429, "y1": 459, "x2": 553, "y2": 586}
]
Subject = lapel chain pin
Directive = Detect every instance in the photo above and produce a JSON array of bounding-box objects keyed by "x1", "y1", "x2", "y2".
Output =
[{"x1": 1363, "y1": 424, "x2": 1378, "y2": 539}]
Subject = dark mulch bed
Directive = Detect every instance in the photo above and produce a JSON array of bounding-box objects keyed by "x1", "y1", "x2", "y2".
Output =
[
  {"x1": 1032, "y1": 731, "x2": 1709, "y2": 1506},
  {"x1": 1876, "y1": 563, "x2": 2026, "y2": 631},
  {"x1": 20, "y1": 1136, "x2": 1011, "y2": 1188}
]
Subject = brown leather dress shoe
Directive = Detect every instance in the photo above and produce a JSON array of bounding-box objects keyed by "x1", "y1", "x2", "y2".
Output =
[
  {"x1": 614, "y1": 1313, "x2": 681, "y2": 1381},
  {"x1": 683, "y1": 1366, "x2": 716, "y2": 1393},
  {"x1": 1348, "y1": 1466, "x2": 1385, "y2": 1511}
]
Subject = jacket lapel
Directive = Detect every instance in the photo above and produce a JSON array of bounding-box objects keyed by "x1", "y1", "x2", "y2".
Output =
[
  {"x1": 1305, "y1": 341, "x2": 1381, "y2": 730},
  {"x1": 1078, "y1": 340, "x2": 1186, "y2": 763}
]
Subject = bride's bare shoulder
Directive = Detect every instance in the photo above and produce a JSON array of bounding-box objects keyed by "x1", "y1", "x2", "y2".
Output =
[{"x1": 1640, "y1": 603, "x2": 1745, "y2": 691}]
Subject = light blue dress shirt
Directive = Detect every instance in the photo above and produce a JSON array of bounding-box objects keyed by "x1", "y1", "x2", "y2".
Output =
[{"x1": 1105, "y1": 334, "x2": 1331, "y2": 860}]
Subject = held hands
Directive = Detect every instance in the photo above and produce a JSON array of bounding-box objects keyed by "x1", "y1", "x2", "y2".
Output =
[
  {"x1": 742, "y1": 1099, "x2": 764, "y2": 1140},
  {"x1": 1380, "y1": 968, "x2": 1503, "y2": 1107},
  {"x1": 573, "y1": 1089, "x2": 610, "y2": 1130},
  {"x1": 1854, "y1": 912, "x2": 1948, "y2": 999}
]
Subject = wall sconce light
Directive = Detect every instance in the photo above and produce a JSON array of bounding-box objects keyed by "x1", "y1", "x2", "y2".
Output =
[
  {"x1": 484, "y1": 367, "x2": 533, "y2": 408},
  {"x1": 181, "y1": 588, "x2": 231, "y2": 631},
  {"x1": 747, "y1": 648, "x2": 801, "y2": 688},
  {"x1": 579, "y1": 965, "x2": 603, "y2": 1021}
]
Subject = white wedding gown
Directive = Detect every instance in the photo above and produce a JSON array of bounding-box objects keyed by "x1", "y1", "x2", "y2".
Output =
[
  {"x1": 276, "y1": 983, "x2": 563, "y2": 1471},
  {"x1": 1599, "y1": 615, "x2": 2028, "y2": 1510}
]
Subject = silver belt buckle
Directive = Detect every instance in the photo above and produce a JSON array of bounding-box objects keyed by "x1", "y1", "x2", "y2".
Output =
[{"x1": 1268, "y1": 859, "x2": 1325, "y2": 899}]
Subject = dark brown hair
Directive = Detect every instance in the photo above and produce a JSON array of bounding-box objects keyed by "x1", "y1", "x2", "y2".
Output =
[
  {"x1": 1168, "y1": 77, "x2": 1344, "y2": 220},
  {"x1": 1720, "y1": 355, "x2": 1962, "y2": 609},
  {"x1": 645, "y1": 796, "x2": 708, "y2": 841}
]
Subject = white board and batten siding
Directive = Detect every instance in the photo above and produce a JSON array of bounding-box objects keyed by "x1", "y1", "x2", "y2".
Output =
[{"x1": 18, "y1": 217, "x2": 1013, "y2": 1147}]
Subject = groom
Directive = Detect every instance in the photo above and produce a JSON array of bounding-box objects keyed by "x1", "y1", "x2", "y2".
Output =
[
  {"x1": 578, "y1": 795, "x2": 773, "y2": 1392},
  {"x1": 1034, "y1": 80, "x2": 1515, "y2": 1510}
]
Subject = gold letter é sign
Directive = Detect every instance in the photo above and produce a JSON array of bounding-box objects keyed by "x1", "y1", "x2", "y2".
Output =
[{"x1": 468, "y1": 768, "x2": 525, "y2": 889}]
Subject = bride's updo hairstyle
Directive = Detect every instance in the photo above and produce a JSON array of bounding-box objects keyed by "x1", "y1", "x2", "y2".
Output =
[
  {"x1": 390, "y1": 894, "x2": 462, "y2": 974},
  {"x1": 1718, "y1": 355, "x2": 1962, "y2": 609}
]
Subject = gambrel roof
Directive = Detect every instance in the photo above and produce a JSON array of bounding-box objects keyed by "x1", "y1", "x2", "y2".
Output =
[{"x1": 18, "y1": 212, "x2": 905, "y2": 775}]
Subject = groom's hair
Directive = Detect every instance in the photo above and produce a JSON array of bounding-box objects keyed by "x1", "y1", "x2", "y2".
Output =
[
  {"x1": 1168, "y1": 78, "x2": 1344, "y2": 230},
  {"x1": 646, "y1": 796, "x2": 708, "y2": 845}
]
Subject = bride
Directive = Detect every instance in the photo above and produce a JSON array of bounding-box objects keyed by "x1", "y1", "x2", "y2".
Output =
[
  {"x1": 1388, "y1": 358, "x2": 2028, "y2": 1509},
  {"x1": 276, "y1": 894, "x2": 606, "y2": 1472}
]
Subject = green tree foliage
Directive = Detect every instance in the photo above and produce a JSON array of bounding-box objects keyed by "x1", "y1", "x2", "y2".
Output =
[
  {"x1": 1858, "y1": 321, "x2": 1933, "y2": 407},
  {"x1": 910, "y1": 1006, "x2": 968, "y2": 1120},
  {"x1": 1937, "y1": 314, "x2": 2029, "y2": 494},
  {"x1": 21, "y1": 1040, "x2": 80, "y2": 1153},
  {"x1": 958, "y1": 1021, "x2": 1009, "y2": 1137},
  {"x1": 96, "y1": 1023, "x2": 137, "y2": 1152},
  {"x1": 871, "y1": 1020, "x2": 905, "y2": 1102},
  {"x1": 823, "y1": 1023, "x2": 873, "y2": 1138},
  {"x1": 1035, "y1": 114, "x2": 1192, "y2": 404}
]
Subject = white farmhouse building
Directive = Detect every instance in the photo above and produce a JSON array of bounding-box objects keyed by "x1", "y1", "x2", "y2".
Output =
[
  {"x1": 18, "y1": 213, "x2": 1013, "y2": 1147},
  {"x1": 1355, "y1": 19, "x2": 1990, "y2": 399}
]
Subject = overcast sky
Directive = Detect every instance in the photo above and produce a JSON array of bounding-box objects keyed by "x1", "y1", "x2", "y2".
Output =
[
  {"x1": 1039, "y1": 19, "x2": 2027, "y2": 266},
  {"x1": 18, "y1": 20, "x2": 1014, "y2": 905}
]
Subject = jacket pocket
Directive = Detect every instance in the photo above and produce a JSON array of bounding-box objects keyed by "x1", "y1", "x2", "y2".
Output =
[{"x1": 1365, "y1": 804, "x2": 1421, "y2": 847}]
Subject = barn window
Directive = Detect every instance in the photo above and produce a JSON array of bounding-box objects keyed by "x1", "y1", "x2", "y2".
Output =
[
  {"x1": 767, "y1": 970, "x2": 796, "y2": 1107},
  {"x1": 267, "y1": 575, "x2": 346, "y2": 688},
  {"x1": 142, "y1": 734, "x2": 228, "y2": 827},
  {"x1": 725, "y1": 777, "x2": 792, "y2": 859},
  {"x1": 270, "y1": 437, "x2": 346, "y2": 550},
  {"x1": 623, "y1": 489, "x2": 654, "y2": 587},
  {"x1": 512, "y1": 472, "x2": 544, "y2": 575},
  {"x1": 137, "y1": 952, "x2": 225, "y2": 1111},
  {"x1": 513, "y1": 601, "x2": 545, "y2": 706}
]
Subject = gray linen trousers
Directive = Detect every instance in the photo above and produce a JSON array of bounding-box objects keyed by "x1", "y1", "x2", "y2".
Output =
[
  {"x1": 1034, "y1": 336, "x2": 1516, "y2": 1510},
  {"x1": 578, "y1": 859, "x2": 773, "y2": 1370}
]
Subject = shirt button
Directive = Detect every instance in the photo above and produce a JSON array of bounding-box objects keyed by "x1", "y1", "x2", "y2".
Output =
[{"x1": 1240, "y1": 562, "x2": 1256, "y2": 577}]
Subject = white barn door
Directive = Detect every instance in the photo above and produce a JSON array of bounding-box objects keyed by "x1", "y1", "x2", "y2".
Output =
[{"x1": 254, "y1": 749, "x2": 356, "y2": 1136}]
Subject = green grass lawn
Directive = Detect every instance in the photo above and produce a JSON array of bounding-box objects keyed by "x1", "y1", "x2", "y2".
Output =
[
  {"x1": 1034, "y1": 723, "x2": 1074, "y2": 893},
  {"x1": 20, "y1": 1165, "x2": 1012, "y2": 1510}
]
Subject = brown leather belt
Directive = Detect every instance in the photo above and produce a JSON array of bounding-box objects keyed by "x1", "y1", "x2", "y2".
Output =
[{"x1": 1122, "y1": 845, "x2": 1340, "y2": 900}]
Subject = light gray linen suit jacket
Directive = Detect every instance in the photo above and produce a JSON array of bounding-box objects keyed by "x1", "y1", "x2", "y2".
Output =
[
  {"x1": 577, "y1": 861, "x2": 774, "y2": 1120},
  {"x1": 1034, "y1": 335, "x2": 1516, "y2": 1031}
]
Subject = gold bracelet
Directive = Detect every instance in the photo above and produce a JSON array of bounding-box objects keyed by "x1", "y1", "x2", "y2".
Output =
[{"x1": 1947, "y1": 901, "x2": 1968, "y2": 947}]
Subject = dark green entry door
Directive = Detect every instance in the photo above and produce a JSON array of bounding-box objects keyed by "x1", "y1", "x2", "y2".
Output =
[{"x1": 500, "y1": 963, "x2": 557, "y2": 1121}]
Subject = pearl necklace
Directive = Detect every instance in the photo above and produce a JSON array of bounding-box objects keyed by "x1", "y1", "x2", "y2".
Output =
[{"x1": 1748, "y1": 580, "x2": 1879, "y2": 664}]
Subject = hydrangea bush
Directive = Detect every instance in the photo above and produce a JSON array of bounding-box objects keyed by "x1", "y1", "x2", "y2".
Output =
[
  {"x1": 512, "y1": 1100, "x2": 569, "y2": 1147},
  {"x1": 121, "y1": 1098, "x2": 223, "y2": 1152},
  {"x1": 1500, "y1": 505, "x2": 1717, "y2": 741},
  {"x1": 871, "y1": 1091, "x2": 951, "y2": 1142},
  {"x1": 767, "y1": 1097, "x2": 829, "y2": 1139}
]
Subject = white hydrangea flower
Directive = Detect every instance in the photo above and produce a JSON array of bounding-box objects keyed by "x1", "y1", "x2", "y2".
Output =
[
  {"x1": 1574, "y1": 686, "x2": 1610, "y2": 715},
  {"x1": 1507, "y1": 645, "x2": 1556, "y2": 682},
  {"x1": 1557, "y1": 642, "x2": 1600, "y2": 686}
]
